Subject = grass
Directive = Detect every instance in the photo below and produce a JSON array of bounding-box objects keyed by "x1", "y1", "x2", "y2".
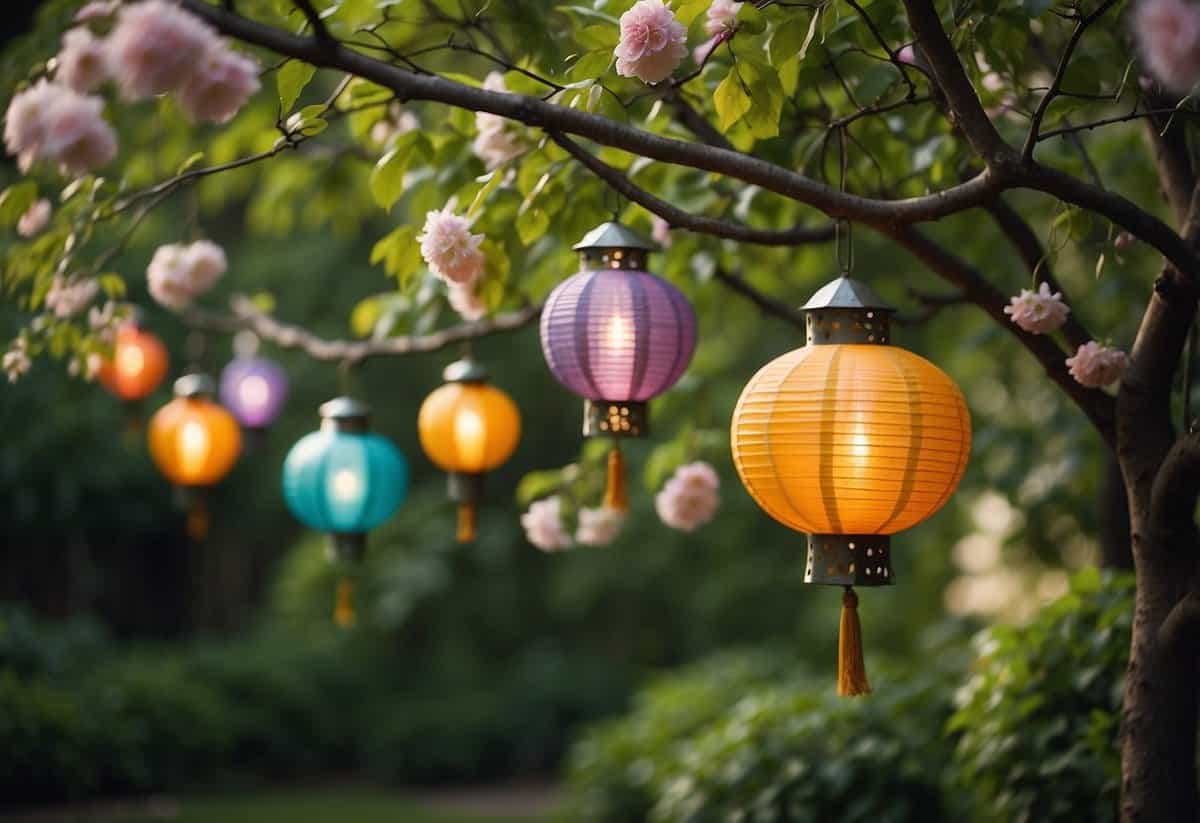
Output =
[{"x1": 97, "y1": 786, "x2": 552, "y2": 823}]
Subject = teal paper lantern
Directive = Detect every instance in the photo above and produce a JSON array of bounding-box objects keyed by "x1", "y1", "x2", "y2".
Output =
[{"x1": 282, "y1": 396, "x2": 409, "y2": 560}]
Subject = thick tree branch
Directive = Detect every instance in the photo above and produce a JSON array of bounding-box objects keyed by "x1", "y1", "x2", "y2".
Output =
[
  {"x1": 884, "y1": 224, "x2": 1117, "y2": 446},
  {"x1": 1151, "y1": 430, "x2": 1200, "y2": 532},
  {"x1": 1160, "y1": 589, "x2": 1200, "y2": 658},
  {"x1": 183, "y1": 296, "x2": 542, "y2": 364},
  {"x1": 983, "y1": 197, "x2": 1092, "y2": 349},
  {"x1": 712, "y1": 268, "x2": 806, "y2": 328},
  {"x1": 550, "y1": 132, "x2": 835, "y2": 246},
  {"x1": 1145, "y1": 91, "x2": 1198, "y2": 227}
]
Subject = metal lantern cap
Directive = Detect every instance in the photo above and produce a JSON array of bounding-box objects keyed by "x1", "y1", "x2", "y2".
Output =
[
  {"x1": 804, "y1": 534, "x2": 894, "y2": 587},
  {"x1": 443, "y1": 357, "x2": 489, "y2": 384},
  {"x1": 319, "y1": 396, "x2": 370, "y2": 433},
  {"x1": 802, "y1": 276, "x2": 896, "y2": 346},
  {"x1": 174, "y1": 373, "x2": 215, "y2": 399},
  {"x1": 574, "y1": 221, "x2": 657, "y2": 271}
]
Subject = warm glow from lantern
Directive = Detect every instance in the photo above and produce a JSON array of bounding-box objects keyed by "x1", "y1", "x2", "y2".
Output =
[
  {"x1": 238, "y1": 375, "x2": 270, "y2": 410},
  {"x1": 148, "y1": 396, "x2": 241, "y2": 487},
  {"x1": 117, "y1": 344, "x2": 145, "y2": 378},
  {"x1": 605, "y1": 315, "x2": 630, "y2": 351},
  {"x1": 418, "y1": 382, "x2": 520, "y2": 475},
  {"x1": 98, "y1": 325, "x2": 169, "y2": 401},
  {"x1": 331, "y1": 468, "x2": 361, "y2": 501},
  {"x1": 731, "y1": 345, "x2": 971, "y2": 535}
]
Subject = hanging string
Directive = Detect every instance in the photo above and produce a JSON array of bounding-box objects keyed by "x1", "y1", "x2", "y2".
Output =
[
  {"x1": 603, "y1": 185, "x2": 623, "y2": 222},
  {"x1": 837, "y1": 586, "x2": 871, "y2": 697},
  {"x1": 334, "y1": 577, "x2": 356, "y2": 628},
  {"x1": 834, "y1": 127, "x2": 854, "y2": 277},
  {"x1": 604, "y1": 444, "x2": 629, "y2": 513},
  {"x1": 185, "y1": 493, "x2": 209, "y2": 541},
  {"x1": 457, "y1": 501, "x2": 478, "y2": 543},
  {"x1": 337, "y1": 358, "x2": 354, "y2": 397}
]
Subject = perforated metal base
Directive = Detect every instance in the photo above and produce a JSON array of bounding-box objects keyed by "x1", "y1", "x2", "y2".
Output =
[
  {"x1": 804, "y1": 534, "x2": 893, "y2": 586},
  {"x1": 448, "y1": 472, "x2": 485, "y2": 504},
  {"x1": 327, "y1": 532, "x2": 367, "y2": 564},
  {"x1": 582, "y1": 399, "x2": 648, "y2": 438}
]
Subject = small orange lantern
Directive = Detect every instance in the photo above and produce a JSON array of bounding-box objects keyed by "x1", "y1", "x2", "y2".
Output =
[
  {"x1": 97, "y1": 323, "x2": 169, "y2": 401},
  {"x1": 418, "y1": 357, "x2": 521, "y2": 542},
  {"x1": 148, "y1": 374, "x2": 242, "y2": 538}
]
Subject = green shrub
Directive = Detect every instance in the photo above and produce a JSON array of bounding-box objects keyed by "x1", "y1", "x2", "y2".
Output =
[
  {"x1": 563, "y1": 649, "x2": 797, "y2": 822},
  {"x1": 948, "y1": 568, "x2": 1132, "y2": 823},
  {"x1": 0, "y1": 673, "x2": 98, "y2": 802}
]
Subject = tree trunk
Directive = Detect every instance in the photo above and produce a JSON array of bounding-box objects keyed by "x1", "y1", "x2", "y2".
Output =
[
  {"x1": 1119, "y1": 507, "x2": 1199, "y2": 822},
  {"x1": 1100, "y1": 456, "x2": 1133, "y2": 570}
]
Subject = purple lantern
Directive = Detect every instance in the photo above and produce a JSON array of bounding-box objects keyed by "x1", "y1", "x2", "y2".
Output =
[
  {"x1": 219, "y1": 356, "x2": 288, "y2": 430},
  {"x1": 539, "y1": 221, "x2": 697, "y2": 511}
]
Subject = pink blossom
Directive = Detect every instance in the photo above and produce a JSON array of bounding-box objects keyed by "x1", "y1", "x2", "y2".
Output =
[
  {"x1": 693, "y1": 30, "x2": 732, "y2": 67},
  {"x1": 107, "y1": 0, "x2": 219, "y2": 100},
  {"x1": 4, "y1": 80, "x2": 62, "y2": 171},
  {"x1": 88, "y1": 300, "x2": 123, "y2": 344},
  {"x1": 418, "y1": 208, "x2": 485, "y2": 286},
  {"x1": 1067, "y1": 341, "x2": 1129, "y2": 388},
  {"x1": 447, "y1": 284, "x2": 487, "y2": 321},
  {"x1": 473, "y1": 73, "x2": 526, "y2": 169},
  {"x1": 56, "y1": 28, "x2": 109, "y2": 93},
  {"x1": 371, "y1": 104, "x2": 419, "y2": 146},
  {"x1": 75, "y1": 1, "x2": 120, "y2": 22},
  {"x1": 146, "y1": 239, "x2": 226, "y2": 308},
  {"x1": 897, "y1": 44, "x2": 917, "y2": 65},
  {"x1": 655, "y1": 461, "x2": 720, "y2": 532},
  {"x1": 17, "y1": 199, "x2": 51, "y2": 237},
  {"x1": 176, "y1": 44, "x2": 260, "y2": 124},
  {"x1": 45, "y1": 276, "x2": 99, "y2": 318},
  {"x1": 3, "y1": 338, "x2": 31, "y2": 383},
  {"x1": 40, "y1": 87, "x2": 117, "y2": 176},
  {"x1": 575, "y1": 506, "x2": 625, "y2": 546},
  {"x1": 614, "y1": 0, "x2": 688, "y2": 85},
  {"x1": 521, "y1": 496, "x2": 572, "y2": 552},
  {"x1": 1003, "y1": 282, "x2": 1071, "y2": 334},
  {"x1": 1115, "y1": 231, "x2": 1137, "y2": 250},
  {"x1": 1135, "y1": 0, "x2": 1200, "y2": 93},
  {"x1": 705, "y1": 0, "x2": 739, "y2": 36},
  {"x1": 651, "y1": 216, "x2": 672, "y2": 248}
]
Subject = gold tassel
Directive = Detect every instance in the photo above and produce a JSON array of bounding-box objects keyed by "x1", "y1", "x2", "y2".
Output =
[
  {"x1": 604, "y1": 445, "x2": 629, "y2": 512},
  {"x1": 838, "y1": 586, "x2": 871, "y2": 697},
  {"x1": 457, "y1": 501, "x2": 477, "y2": 543},
  {"x1": 185, "y1": 495, "x2": 209, "y2": 541},
  {"x1": 334, "y1": 577, "x2": 356, "y2": 629}
]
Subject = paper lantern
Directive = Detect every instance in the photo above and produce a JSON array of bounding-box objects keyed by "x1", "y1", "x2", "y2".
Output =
[
  {"x1": 97, "y1": 323, "x2": 169, "y2": 401},
  {"x1": 540, "y1": 221, "x2": 697, "y2": 510},
  {"x1": 148, "y1": 373, "x2": 242, "y2": 539},
  {"x1": 418, "y1": 357, "x2": 521, "y2": 542},
  {"x1": 219, "y1": 356, "x2": 288, "y2": 430},
  {"x1": 731, "y1": 277, "x2": 971, "y2": 695},
  {"x1": 282, "y1": 397, "x2": 408, "y2": 627}
]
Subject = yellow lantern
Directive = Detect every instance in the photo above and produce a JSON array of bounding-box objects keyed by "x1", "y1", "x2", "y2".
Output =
[
  {"x1": 148, "y1": 374, "x2": 242, "y2": 538},
  {"x1": 731, "y1": 277, "x2": 971, "y2": 695},
  {"x1": 418, "y1": 357, "x2": 521, "y2": 542}
]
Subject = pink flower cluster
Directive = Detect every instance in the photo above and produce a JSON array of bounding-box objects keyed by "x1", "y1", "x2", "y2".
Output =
[
  {"x1": 575, "y1": 506, "x2": 625, "y2": 546},
  {"x1": 447, "y1": 283, "x2": 487, "y2": 321},
  {"x1": 45, "y1": 276, "x2": 99, "y2": 318},
  {"x1": 521, "y1": 496, "x2": 572, "y2": 552},
  {"x1": 655, "y1": 461, "x2": 720, "y2": 532},
  {"x1": 146, "y1": 239, "x2": 227, "y2": 309},
  {"x1": 4, "y1": 80, "x2": 116, "y2": 175},
  {"x1": 694, "y1": 0, "x2": 739, "y2": 65},
  {"x1": 418, "y1": 208, "x2": 486, "y2": 286},
  {"x1": 1135, "y1": 0, "x2": 1200, "y2": 93},
  {"x1": 17, "y1": 199, "x2": 52, "y2": 237},
  {"x1": 615, "y1": 0, "x2": 688, "y2": 84},
  {"x1": 1003, "y1": 282, "x2": 1071, "y2": 334},
  {"x1": 473, "y1": 73, "x2": 527, "y2": 170},
  {"x1": 3, "y1": 338, "x2": 31, "y2": 383},
  {"x1": 1067, "y1": 341, "x2": 1129, "y2": 388}
]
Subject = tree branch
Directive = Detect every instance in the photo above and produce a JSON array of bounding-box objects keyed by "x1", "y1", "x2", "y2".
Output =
[
  {"x1": 712, "y1": 268, "x2": 806, "y2": 328},
  {"x1": 183, "y1": 296, "x2": 543, "y2": 365},
  {"x1": 290, "y1": 0, "x2": 332, "y2": 43},
  {"x1": 550, "y1": 132, "x2": 835, "y2": 246}
]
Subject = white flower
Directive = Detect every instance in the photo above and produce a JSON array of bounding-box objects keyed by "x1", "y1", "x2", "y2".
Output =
[
  {"x1": 88, "y1": 300, "x2": 122, "y2": 344},
  {"x1": 1066, "y1": 341, "x2": 1129, "y2": 388},
  {"x1": 655, "y1": 461, "x2": 720, "y2": 532},
  {"x1": 3, "y1": 339, "x2": 31, "y2": 383},
  {"x1": 371, "y1": 104, "x2": 419, "y2": 146},
  {"x1": 182, "y1": 239, "x2": 227, "y2": 292},
  {"x1": 1003, "y1": 282, "x2": 1071, "y2": 334},
  {"x1": 472, "y1": 73, "x2": 527, "y2": 170},
  {"x1": 56, "y1": 28, "x2": 110, "y2": 93},
  {"x1": 418, "y1": 208, "x2": 485, "y2": 286},
  {"x1": 651, "y1": 216, "x2": 672, "y2": 248},
  {"x1": 146, "y1": 239, "x2": 226, "y2": 309},
  {"x1": 45, "y1": 275, "x2": 99, "y2": 318},
  {"x1": 17, "y1": 199, "x2": 51, "y2": 237},
  {"x1": 575, "y1": 506, "x2": 625, "y2": 546},
  {"x1": 521, "y1": 496, "x2": 573, "y2": 552}
]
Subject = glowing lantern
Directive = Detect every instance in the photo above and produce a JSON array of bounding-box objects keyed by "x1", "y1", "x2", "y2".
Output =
[
  {"x1": 148, "y1": 373, "x2": 242, "y2": 539},
  {"x1": 731, "y1": 277, "x2": 971, "y2": 695},
  {"x1": 97, "y1": 323, "x2": 169, "y2": 401},
  {"x1": 418, "y1": 357, "x2": 521, "y2": 542},
  {"x1": 540, "y1": 221, "x2": 697, "y2": 510},
  {"x1": 282, "y1": 397, "x2": 409, "y2": 627},
  {"x1": 219, "y1": 357, "x2": 288, "y2": 430}
]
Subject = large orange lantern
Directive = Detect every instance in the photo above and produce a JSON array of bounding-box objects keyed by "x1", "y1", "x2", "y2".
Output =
[
  {"x1": 148, "y1": 374, "x2": 242, "y2": 538},
  {"x1": 97, "y1": 323, "x2": 169, "y2": 401},
  {"x1": 418, "y1": 357, "x2": 521, "y2": 542},
  {"x1": 731, "y1": 277, "x2": 971, "y2": 695}
]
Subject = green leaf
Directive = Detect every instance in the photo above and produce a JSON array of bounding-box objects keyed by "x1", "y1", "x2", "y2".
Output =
[
  {"x1": 516, "y1": 468, "x2": 565, "y2": 506},
  {"x1": 176, "y1": 152, "x2": 206, "y2": 175},
  {"x1": 714, "y1": 67, "x2": 752, "y2": 132},
  {"x1": 351, "y1": 295, "x2": 384, "y2": 338},
  {"x1": 768, "y1": 16, "x2": 816, "y2": 66},
  {"x1": 467, "y1": 171, "x2": 504, "y2": 219},
  {"x1": 277, "y1": 61, "x2": 316, "y2": 113},
  {"x1": 0, "y1": 182, "x2": 37, "y2": 229},
  {"x1": 96, "y1": 273, "x2": 126, "y2": 298},
  {"x1": 739, "y1": 60, "x2": 784, "y2": 139},
  {"x1": 673, "y1": 0, "x2": 710, "y2": 27},
  {"x1": 516, "y1": 205, "x2": 549, "y2": 246},
  {"x1": 575, "y1": 24, "x2": 619, "y2": 51},
  {"x1": 370, "y1": 225, "x2": 423, "y2": 287},
  {"x1": 371, "y1": 145, "x2": 412, "y2": 210}
]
